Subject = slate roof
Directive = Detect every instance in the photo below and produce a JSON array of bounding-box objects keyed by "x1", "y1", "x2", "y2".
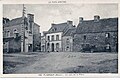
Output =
[
  {"x1": 3, "y1": 17, "x2": 24, "y2": 27},
  {"x1": 3, "y1": 17, "x2": 40, "y2": 27},
  {"x1": 63, "y1": 28, "x2": 76, "y2": 36},
  {"x1": 48, "y1": 22, "x2": 70, "y2": 33},
  {"x1": 76, "y1": 18, "x2": 118, "y2": 34}
]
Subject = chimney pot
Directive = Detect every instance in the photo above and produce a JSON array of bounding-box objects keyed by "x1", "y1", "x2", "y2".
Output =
[
  {"x1": 94, "y1": 15, "x2": 100, "y2": 22},
  {"x1": 79, "y1": 17, "x2": 83, "y2": 23},
  {"x1": 67, "y1": 20, "x2": 73, "y2": 25},
  {"x1": 27, "y1": 13, "x2": 34, "y2": 22}
]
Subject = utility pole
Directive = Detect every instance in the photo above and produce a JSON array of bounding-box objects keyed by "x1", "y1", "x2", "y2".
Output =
[{"x1": 21, "y1": 4, "x2": 26, "y2": 52}]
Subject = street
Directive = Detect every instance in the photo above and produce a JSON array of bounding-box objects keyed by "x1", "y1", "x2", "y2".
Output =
[{"x1": 3, "y1": 52, "x2": 118, "y2": 73}]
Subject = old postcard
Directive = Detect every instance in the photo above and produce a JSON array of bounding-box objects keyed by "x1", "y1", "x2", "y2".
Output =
[{"x1": 0, "y1": 0, "x2": 120, "y2": 78}]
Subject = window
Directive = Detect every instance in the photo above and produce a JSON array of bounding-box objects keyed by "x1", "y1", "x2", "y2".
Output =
[
  {"x1": 52, "y1": 28, "x2": 57, "y2": 32},
  {"x1": 3, "y1": 31, "x2": 6, "y2": 37},
  {"x1": 106, "y1": 44, "x2": 110, "y2": 49},
  {"x1": 51, "y1": 35, "x2": 54, "y2": 41},
  {"x1": 66, "y1": 38, "x2": 69, "y2": 45},
  {"x1": 95, "y1": 36, "x2": 98, "y2": 40},
  {"x1": 25, "y1": 26, "x2": 28, "y2": 30},
  {"x1": 14, "y1": 29, "x2": 19, "y2": 38},
  {"x1": 14, "y1": 29, "x2": 16, "y2": 32},
  {"x1": 54, "y1": 28, "x2": 57, "y2": 31},
  {"x1": 14, "y1": 29, "x2": 18, "y2": 33},
  {"x1": 56, "y1": 35, "x2": 59, "y2": 40},
  {"x1": 66, "y1": 46, "x2": 69, "y2": 51},
  {"x1": 47, "y1": 36, "x2": 50, "y2": 41},
  {"x1": 83, "y1": 35, "x2": 86, "y2": 40},
  {"x1": 105, "y1": 33, "x2": 110, "y2": 38},
  {"x1": 7, "y1": 31, "x2": 10, "y2": 37},
  {"x1": 56, "y1": 43, "x2": 59, "y2": 52},
  {"x1": 67, "y1": 46, "x2": 69, "y2": 48}
]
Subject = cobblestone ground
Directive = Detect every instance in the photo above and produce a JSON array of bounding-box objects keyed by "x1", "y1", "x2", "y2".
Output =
[{"x1": 3, "y1": 52, "x2": 118, "y2": 74}]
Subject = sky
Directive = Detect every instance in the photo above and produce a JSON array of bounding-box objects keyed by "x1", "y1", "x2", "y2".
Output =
[{"x1": 3, "y1": 4, "x2": 118, "y2": 35}]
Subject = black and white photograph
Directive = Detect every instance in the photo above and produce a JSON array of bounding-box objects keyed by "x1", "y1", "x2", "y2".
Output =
[{"x1": 2, "y1": 2, "x2": 118, "y2": 77}]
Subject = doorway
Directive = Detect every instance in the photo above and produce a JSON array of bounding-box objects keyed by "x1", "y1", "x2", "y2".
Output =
[
  {"x1": 51, "y1": 43, "x2": 54, "y2": 52},
  {"x1": 28, "y1": 44, "x2": 32, "y2": 52}
]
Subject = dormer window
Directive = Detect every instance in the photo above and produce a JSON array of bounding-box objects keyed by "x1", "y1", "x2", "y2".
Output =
[
  {"x1": 52, "y1": 28, "x2": 57, "y2": 32},
  {"x1": 54, "y1": 28, "x2": 57, "y2": 31},
  {"x1": 14, "y1": 29, "x2": 17, "y2": 33},
  {"x1": 14, "y1": 29, "x2": 19, "y2": 38}
]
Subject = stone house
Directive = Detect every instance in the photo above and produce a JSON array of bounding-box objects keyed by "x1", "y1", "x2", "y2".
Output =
[
  {"x1": 73, "y1": 15, "x2": 118, "y2": 52},
  {"x1": 44, "y1": 20, "x2": 74, "y2": 52},
  {"x1": 62, "y1": 27, "x2": 76, "y2": 52},
  {"x1": 3, "y1": 14, "x2": 40, "y2": 53}
]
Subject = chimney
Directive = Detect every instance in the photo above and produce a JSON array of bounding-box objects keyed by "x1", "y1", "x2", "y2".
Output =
[
  {"x1": 27, "y1": 14, "x2": 34, "y2": 22},
  {"x1": 94, "y1": 15, "x2": 100, "y2": 22},
  {"x1": 51, "y1": 23, "x2": 55, "y2": 27},
  {"x1": 3, "y1": 18, "x2": 10, "y2": 24},
  {"x1": 79, "y1": 17, "x2": 83, "y2": 23},
  {"x1": 67, "y1": 20, "x2": 73, "y2": 25}
]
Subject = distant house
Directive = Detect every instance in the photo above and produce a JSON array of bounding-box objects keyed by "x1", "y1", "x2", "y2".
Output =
[
  {"x1": 41, "y1": 36, "x2": 46, "y2": 52},
  {"x1": 3, "y1": 14, "x2": 40, "y2": 53},
  {"x1": 44, "y1": 20, "x2": 74, "y2": 52},
  {"x1": 73, "y1": 15, "x2": 118, "y2": 52}
]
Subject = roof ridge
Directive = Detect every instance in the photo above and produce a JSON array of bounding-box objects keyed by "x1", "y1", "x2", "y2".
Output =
[
  {"x1": 76, "y1": 17, "x2": 118, "y2": 34},
  {"x1": 82, "y1": 17, "x2": 118, "y2": 22},
  {"x1": 10, "y1": 17, "x2": 23, "y2": 21},
  {"x1": 53, "y1": 22, "x2": 67, "y2": 25}
]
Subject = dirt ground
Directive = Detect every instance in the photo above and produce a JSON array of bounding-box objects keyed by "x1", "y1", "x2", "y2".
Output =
[{"x1": 3, "y1": 52, "x2": 118, "y2": 74}]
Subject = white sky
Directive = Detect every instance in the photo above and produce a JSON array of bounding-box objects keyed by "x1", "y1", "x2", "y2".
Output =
[{"x1": 3, "y1": 4, "x2": 118, "y2": 35}]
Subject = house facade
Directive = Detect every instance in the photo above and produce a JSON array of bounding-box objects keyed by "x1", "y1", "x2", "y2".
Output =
[
  {"x1": 3, "y1": 14, "x2": 40, "y2": 53},
  {"x1": 73, "y1": 15, "x2": 118, "y2": 52},
  {"x1": 62, "y1": 28, "x2": 76, "y2": 52},
  {"x1": 41, "y1": 36, "x2": 46, "y2": 52},
  {"x1": 43, "y1": 20, "x2": 74, "y2": 52}
]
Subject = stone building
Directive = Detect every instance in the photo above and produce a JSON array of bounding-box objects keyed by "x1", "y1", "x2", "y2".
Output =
[
  {"x1": 41, "y1": 36, "x2": 46, "y2": 52},
  {"x1": 44, "y1": 20, "x2": 74, "y2": 52},
  {"x1": 33, "y1": 32, "x2": 41, "y2": 52},
  {"x1": 73, "y1": 15, "x2": 118, "y2": 52},
  {"x1": 62, "y1": 27, "x2": 76, "y2": 52},
  {"x1": 3, "y1": 14, "x2": 40, "y2": 53}
]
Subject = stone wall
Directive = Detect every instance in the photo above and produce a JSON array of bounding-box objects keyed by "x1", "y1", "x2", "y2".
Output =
[
  {"x1": 3, "y1": 24, "x2": 23, "y2": 38},
  {"x1": 73, "y1": 31, "x2": 118, "y2": 52},
  {"x1": 33, "y1": 33, "x2": 41, "y2": 51},
  {"x1": 8, "y1": 38, "x2": 21, "y2": 53},
  {"x1": 62, "y1": 36, "x2": 73, "y2": 52}
]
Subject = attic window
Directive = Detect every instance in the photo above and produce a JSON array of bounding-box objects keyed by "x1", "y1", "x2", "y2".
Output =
[
  {"x1": 14, "y1": 29, "x2": 17, "y2": 33},
  {"x1": 54, "y1": 28, "x2": 57, "y2": 31},
  {"x1": 52, "y1": 28, "x2": 57, "y2": 32}
]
